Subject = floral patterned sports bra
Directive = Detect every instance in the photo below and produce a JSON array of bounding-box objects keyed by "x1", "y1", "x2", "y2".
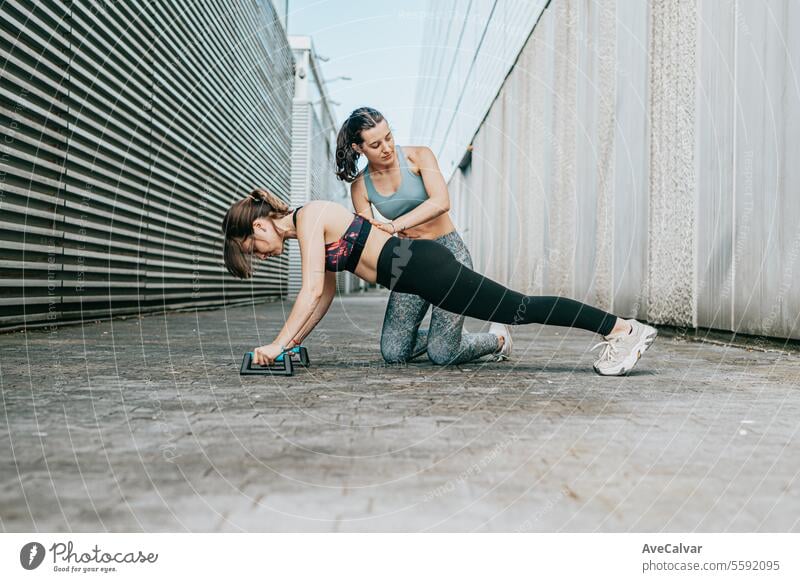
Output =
[{"x1": 292, "y1": 207, "x2": 371, "y2": 273}]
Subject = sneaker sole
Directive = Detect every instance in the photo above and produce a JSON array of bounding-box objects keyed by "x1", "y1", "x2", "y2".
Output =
[{"x1": 594, "y1": 327, "x2": 658, "y2": 376}]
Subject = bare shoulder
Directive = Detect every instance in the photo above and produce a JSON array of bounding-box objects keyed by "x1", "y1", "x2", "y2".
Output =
[
  {"x1": 299, "y1": 200, "x2": 347, "y2": 224},
  {"x1": 303, "y1": 199, "x2": 342, "y2": 213},
  {"x1": 404, "y1": 145, "x2": 438, "y2": 175},
  {"x1": 404, "y1": 145, "x2": 434, "y2": 162}
]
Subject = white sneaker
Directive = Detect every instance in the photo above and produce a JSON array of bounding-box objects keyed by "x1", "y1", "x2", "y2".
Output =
[
  {"x1": 489, "y1": 323, "x2": 513, "y2": 361},
  {"x1": 591, "y1": 319, "x2": 657, "y2": 376}
]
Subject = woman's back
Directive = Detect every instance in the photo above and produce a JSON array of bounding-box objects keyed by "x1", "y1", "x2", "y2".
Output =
[{"x1": 298, "y1": 200, "x2": 391, "y2": 282}]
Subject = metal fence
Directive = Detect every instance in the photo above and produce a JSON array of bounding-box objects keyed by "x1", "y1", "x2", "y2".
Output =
[{"x1": 0, "y1": 0, "x2": 295, "y2": 331}]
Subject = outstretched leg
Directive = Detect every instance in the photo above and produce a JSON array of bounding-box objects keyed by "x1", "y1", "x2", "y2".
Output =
[
  {"x1": 375, "y1": 238, "x2": 657, "y2": 375},
  {"x1": 379, "y1": 238, "x2": 617, "y2": 334}
]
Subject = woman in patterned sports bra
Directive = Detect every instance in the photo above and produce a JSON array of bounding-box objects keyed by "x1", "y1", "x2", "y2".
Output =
[
  {"x1": 220, "y1": 189, "x2": 658, "y2": 377},
  {"x1": 292, "y1": 205, "x2": 370, "y2": 273}
]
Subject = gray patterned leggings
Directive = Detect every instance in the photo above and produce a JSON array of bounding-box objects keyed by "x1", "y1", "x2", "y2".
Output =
[{"x1": 379, "y1": 231, "x2": 501, "y2": 365}]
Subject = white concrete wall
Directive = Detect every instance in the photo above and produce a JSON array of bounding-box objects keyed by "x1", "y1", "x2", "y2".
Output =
[{"x1": 440, "y1": 0, "x2": 800, "y2": 340}]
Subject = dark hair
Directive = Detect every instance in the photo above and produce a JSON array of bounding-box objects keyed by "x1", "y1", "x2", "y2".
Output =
[
  {"x1": 335, "y1": 107, "x2": 385, "y2": 182},
  {"x1": 221, "y1": 188, "x2": 291, "y2": 279}
]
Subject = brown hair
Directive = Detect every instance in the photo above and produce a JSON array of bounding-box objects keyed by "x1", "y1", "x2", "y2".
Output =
[
  {"x1": 335, "y1": 106, "x2": 385, "y2": 182},
  {"x1": 221, "y1": 188, "x2": 291, "y2": 279}
]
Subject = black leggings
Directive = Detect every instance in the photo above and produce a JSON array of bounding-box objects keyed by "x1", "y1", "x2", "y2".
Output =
[{"x1": 375, "y1": 238, "x2": 617, "y2": 336}]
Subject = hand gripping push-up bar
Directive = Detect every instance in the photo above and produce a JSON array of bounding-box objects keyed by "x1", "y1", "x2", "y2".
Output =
[{"x1": 239, "y1": 346, "x2": 311, "y2": 376}]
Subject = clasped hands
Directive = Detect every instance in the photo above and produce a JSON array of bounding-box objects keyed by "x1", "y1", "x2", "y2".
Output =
[{"x1": 358, "y1": 214, "x2": 420, "y2": 238}]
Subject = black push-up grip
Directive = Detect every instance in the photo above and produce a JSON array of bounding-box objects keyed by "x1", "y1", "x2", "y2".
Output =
[
  {"x1": 239, "y1": 346, "x2": 310, "y2": 376},
  {"x1": 240, "y1": 351, "x2": 293, "y2": 375}
]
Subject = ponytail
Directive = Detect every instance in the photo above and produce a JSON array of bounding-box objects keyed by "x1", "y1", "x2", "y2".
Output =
[
  {"x1": 248, "y1": 187, "x2": 290, "y2": 216},
  {"x1": 335, "y1": 107, "x2": 385, "y2": 182}
]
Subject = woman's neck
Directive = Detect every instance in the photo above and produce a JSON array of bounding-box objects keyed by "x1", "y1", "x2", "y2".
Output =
[{"x1": 274, "y1": 214, "x2": 297, "y2": 239}]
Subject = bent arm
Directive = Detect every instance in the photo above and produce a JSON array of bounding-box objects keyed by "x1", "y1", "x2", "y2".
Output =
[{"x1": 390, "y1": 147, "x2": 450, "y2": 231}]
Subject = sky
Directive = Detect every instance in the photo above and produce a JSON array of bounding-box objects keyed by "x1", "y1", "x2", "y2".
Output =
[{"x1": 286, "y1": 0, "x2": 428, "y2": 143}]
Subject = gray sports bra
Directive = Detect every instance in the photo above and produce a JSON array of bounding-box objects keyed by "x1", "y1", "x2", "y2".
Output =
[{"x1": 364, "y1": 144, "x2": 428, "y2": 220}]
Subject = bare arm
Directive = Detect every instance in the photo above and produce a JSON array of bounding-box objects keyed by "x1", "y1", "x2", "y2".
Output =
[
  {"x1": 350, "y1": 175, "x2": 374, "y2": 220},
  {"x1": 253, "y1": 203, "x2": 331, "y2": 364},
  {"x1": 288, "y1": 270, "x2": 336, "y2": 347}
]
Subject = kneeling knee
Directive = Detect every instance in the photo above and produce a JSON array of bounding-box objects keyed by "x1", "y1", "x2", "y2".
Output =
[
  {"x1": 426, "y1": 342, "x2": 458, "y2": 366},
  {"x1": 381, "y1": 342, "x2": 410, "y2": 364}
]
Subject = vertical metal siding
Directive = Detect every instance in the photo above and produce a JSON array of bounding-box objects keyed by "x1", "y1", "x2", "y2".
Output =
[
  {"x1": 695, "y1": 0, "x2": 735, "y2": 331},
  {"x1": 612, "y1": 0, "x2": 649, "y2": 320},
  {"x1": 0, "y1": 0, "x2": 294, "y2": 331},
  {"x1": 727, "y1": 0, "x2": 800, "y2": 338}
]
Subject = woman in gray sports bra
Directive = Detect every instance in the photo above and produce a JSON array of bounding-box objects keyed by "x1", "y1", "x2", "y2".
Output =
[{"x1": 335, "y1": 107, "x2": 512, "y2": 365}]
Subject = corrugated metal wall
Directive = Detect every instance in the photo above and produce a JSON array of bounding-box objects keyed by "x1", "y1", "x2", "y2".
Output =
[
  {"x1": 437, "y1": 0, "x2": 800, "y2": 340},
  {"x1": 0, "y1": 0, "x2": 294, "y2": 331}
]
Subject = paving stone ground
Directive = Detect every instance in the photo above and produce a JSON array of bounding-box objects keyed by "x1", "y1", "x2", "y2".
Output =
[{"x1": 1, "y1": 294, "x2": 798, "y2": 532}]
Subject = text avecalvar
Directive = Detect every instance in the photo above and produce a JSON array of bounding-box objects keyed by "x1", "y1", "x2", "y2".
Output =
[{"x1": 642, "y1": 544, "x2": 702, "y2": 554}]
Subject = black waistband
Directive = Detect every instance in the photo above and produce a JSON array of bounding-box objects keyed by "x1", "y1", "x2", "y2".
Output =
[{"x1": 345, "y1": 216, "x2": 371, "y2": 273}]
